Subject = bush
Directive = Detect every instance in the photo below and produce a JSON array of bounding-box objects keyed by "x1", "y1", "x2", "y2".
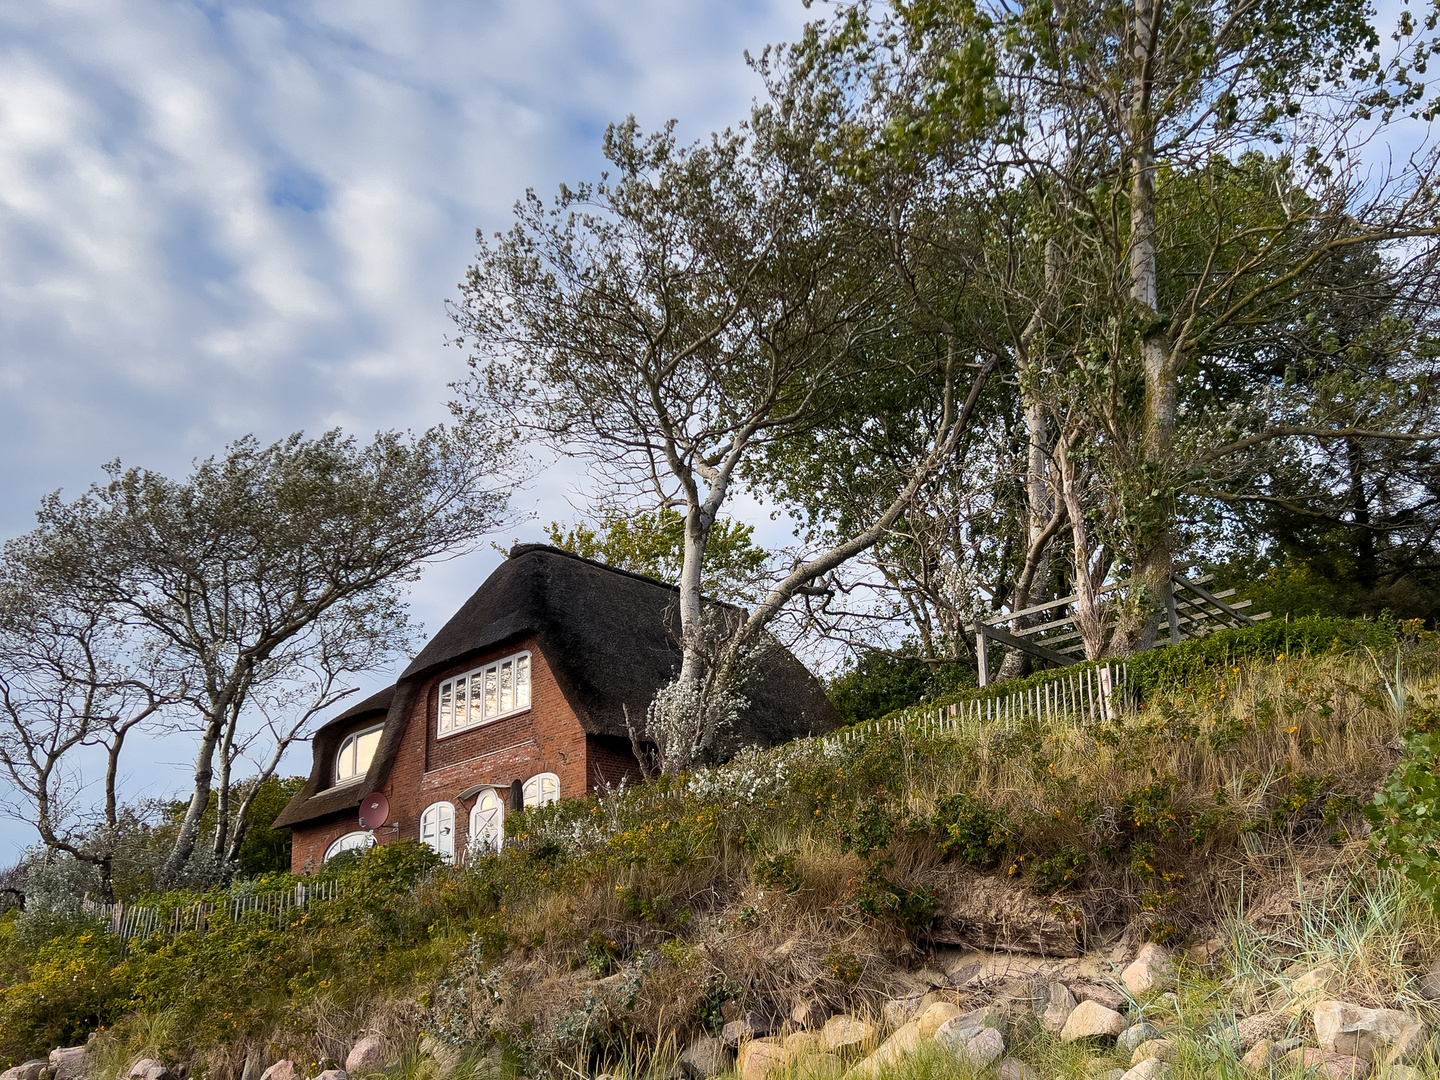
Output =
[
  {"x1": 933, "y1": 793, "x2": 1010, "y2": 868},
  {"x1": 1367, "y1": 730, "x2": 1440, "y2": 909}
]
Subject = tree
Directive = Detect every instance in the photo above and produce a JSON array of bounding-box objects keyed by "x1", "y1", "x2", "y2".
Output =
[
  {"x1": 546, "y1": 509, "x2": 768, "y2": 603},
  {"x1": 451, "y1": 118, "x2": 998, "y2": 770},
  {"x1": 3, "y1": 427, "x2": 515, "y2": 881}
]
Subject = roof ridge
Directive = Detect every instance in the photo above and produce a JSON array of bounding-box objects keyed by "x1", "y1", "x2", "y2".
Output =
[{"x1": 508, "y1": 542, "x2": 683, "y2": 594}]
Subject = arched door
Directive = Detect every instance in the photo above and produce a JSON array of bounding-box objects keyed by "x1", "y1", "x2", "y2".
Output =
[{"x1": 468, "y1": 788, "x2": 505, "y2": 855}]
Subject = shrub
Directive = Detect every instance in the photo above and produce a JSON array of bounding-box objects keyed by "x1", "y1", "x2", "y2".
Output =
[
  {"x1": 933, "y1": 793, "x2": 1010, "y2": 868},
  {"x1": 1367, "y1": 730, "x2": 1440, "y2": 909}
]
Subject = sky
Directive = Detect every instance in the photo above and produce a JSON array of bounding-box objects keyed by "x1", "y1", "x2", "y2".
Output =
[{"x1": 0, "y1": 0, "x2": 813, "y2": 858}]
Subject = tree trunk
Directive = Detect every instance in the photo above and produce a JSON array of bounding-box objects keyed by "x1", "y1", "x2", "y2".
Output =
[
  {"x1": 1115, "y1": 0, "x2": 1175, "y2": 654},
  {"x1": 163, "y1": 716, "x2": 221, "y2": 882},
  {"x1": 996, "y1": 393, "x2": 1053, "y2": 680},
  {"x1": 1347, "y1": 438, "x2": 1377, "y2": 593}
]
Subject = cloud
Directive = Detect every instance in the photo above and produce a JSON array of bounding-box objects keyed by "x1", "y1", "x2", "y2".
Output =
[{"x1": 0, "y1": 0, "x2": 811, "y2": 856}]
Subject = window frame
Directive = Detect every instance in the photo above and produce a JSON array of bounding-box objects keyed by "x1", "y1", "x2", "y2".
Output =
[
  {"x1": 436, "y1": 650, "x2": 532, "y2": 738},
  {"x1": 334, "y1": 723, "x2": 384, "y2": 786},
  {"x1": 323, "y1": 830, "x2": 375, "y2": 863},
  {"x1": 420, "y1": 801, "x2": 456, "y2": 862},
  {"x1": 522, "y1": 772, "x2": 560, "y2": 809}
]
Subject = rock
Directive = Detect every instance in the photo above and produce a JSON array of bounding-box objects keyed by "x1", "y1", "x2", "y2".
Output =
[
  {"x1": 1060, "y1": 1001, "x2": 1128, "y2": 1042},
  {"x1": 259, "y1": 1064, "x2": 298, "y2": 1080},
  {"x1": 1072, "y1": 983, "x2": 1127, "y2": 1011},
  {"x1": 918, "y1": 1001, "x2": 966, "y2": 1038},
  {"x1": 239, "y1": 1056, "x2": 262, "y2": 1080},
  {"x1": 1242, "y1": 1040, "x2": 1277, "y2": 1070},
  {"x1": 1097, "y1": 1072, "x2": 1126, "y2": 1080},
  {"x1": 850, "y1": 1021, "x2": 922, "y2": 1077},
  {"x1": 1121, "y1": 944, "x2": 1173, "y2": 995},
  {"x1": 1130, "y1": 1040, "x2": 1172, "y2": 1066},
  {"x1": 883, "y1": 993, "x2": 925, "y2": 1029},
  {"x1": 736, "y1": 1040, "x2": 787, "y2": 1080},
  {"x1": 961, "y1": 1005, "x2": 1009, "y2": 1034},
  {"x1": 48, "y1": 1050, "x2": 85, "y2": 1080},
  {"x1": 946, "y1": 961, "x2": 983, "y2": 987},
  {"x1": 1040, "y1": 981, "x2": 1079, "y2": 1034},
  {"x1": 128, "y1": 1062, "x2": 173, "y2": 1080},
  {"x1": 313, "y1": 1071, "x2": 348, "y2": 1080},
  {"x1": 784, "y1": 1032, "x2": 821, "y2": 1057},
  {"x1": 1284, "y1": 1048, "x2": 1371, "y2": 1079},
  {"x1": 1120, "y1": 1060, "x2": 1168, "y2": 1080},
  {"x1": 999, "y1": 1059, "x2": 1038, "y2": 1080},
  {"x1": 1288, "y1": 966, "x2": 1341, "y2": 1009},
  {"x1": 1184, "y1": 938, "x2": 1226, "y2": 965},
  {"x1": 1315, "y1": 1001, "x2": 1430, "y2": 1065},
  {"x1": 678, "y1": 1036, "x2": 731, "y2": 1080},
  {"x1": 1, "y1": 1064, "x2": 47, "y2": 1080},
  {"x1": 791, "y1": 998, "x2": 831, "y2": 1030},
  {"x1": 956, "y1": 1029, "x2": 1006, "y2": 1068},
  {"x1": 1236, "y1": 1012, "x2": 1292, "y2": 1049},
  {"x1": 1418, "y1": 959, "x2": 1440, "y2": 1002},
  {"x1": 344, "y1": 1038, "x2": 385, "y2": 1077},
  {"x1": 819, "y1": 1014, "x2": 873, "y2": 1054},
  {"x1": 722, "y1": 1013, "x2": 772, "y2": 1049},
  {"x1": 1117, "y1": 1023, "x2": 1160, "y2": 1055}
]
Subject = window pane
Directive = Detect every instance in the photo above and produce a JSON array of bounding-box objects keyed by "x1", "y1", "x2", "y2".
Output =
[
  {"x1": 454, "y1": 676, "x2": 470, "y2": 728},
  {"x1": 354, "y1": 729, "x2": 381, "y2": 775},
  {"x1": 439, "y1": 680, "x2": 453, "y2": 734},
  {"x1": 516, "y1": 655, "x2": 530, "y2": 708},
  {"x1": 500, "y1": 661, "x2": 513, "y2": 712},
  {"x1": 485, "y1": 667, "x2": 498, "y2": 718},
  {"x1": 336, "y1": 735, "x2": 355, "y2": 781}
]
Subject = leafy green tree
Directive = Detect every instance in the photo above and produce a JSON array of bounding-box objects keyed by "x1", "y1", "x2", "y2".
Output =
[
  {"x1": 2, "y1": 428, "x2": 515, "y2": 883},
  {"x1": 546, "y1": 509, "x2": 767, "y2": 603}
]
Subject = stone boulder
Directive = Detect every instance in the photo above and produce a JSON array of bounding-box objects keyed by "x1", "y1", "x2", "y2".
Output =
[
  {"x1": 344, "y1": 1039, "x2": 384, "y2": 1077},
  {"x1": 736, "y1": 1039, "x2": 787, "y2": 1080},
  {"x1": 678, "y1": 1036, "x2": 731, "y2": 1080},
  {"x1": 1130, "y1": 1040, "x2": 1172, "y2": 1066},
  {"x1": 790, "y1": 998, "x2": 831, "y2": 1030},
  {"x1": 883, "y1": 993, "x2": 926, "y2": 1029},
  {"x1": 1060, "y1": 1001, "x2": 1128, "y2": 1042},
  {"x1": 1242, "y1": 1040, "x2": 1278, "y2": 1070},
  {"x1": 127, "y1": 1062, "x2": 173, "y2": 1080},
  {"x1": 1039, "y1": 981, "x2": 1078, "y2": 1035},
  {"x1": 259, "y1": 1064, "x2": 298, "y2": 1080},
  {"x1": 956, "y1": 1028, "x2": 1005, "y2": 1068},
  {"x1": 1287, "y1": 966, "x2": 1341, "y2": 1011},
  {"x1": 1284, "y1": 1048, "x2": 1371, "y2": 1079},
  {"x1": 1073, "y1": 983, "x2": 1127, "y2": 1011},
  {"x1": 1, "y1": 1063, "x2": 47, "y2": 1080},
  {"x1": 819, "y1": 1014, "x2": 874, "y2": 1054},
  {"x1": 851, "y1": 1021, "x2": 922, "y2": 1078},
  {"x1": 49, "y1": 1049, "x2": 86, "y2": 1080},
  {"x1": 918, "y1": 1001, "x2": 965, "y2": 1038},
  {"x1": 999, "y1": 1059, "x2": 1038, "y2": 1080},
  {"x1": 722, "y1": 1013, "x2": 772, "y2": 1049},
  {"x1": 1120, "y1": 1060, "x2": 1168, "y2": 1080},
  {"x1": 1117, "y1": 1023, "x2": 1159, "y2": 1056},
  {"x1": 1314, "y1": 1001, "x2": 1430, "y2": 1065},
  {"x1": 1236, "y1": 1011, "x2": 1292, "y2": 1049},
  {"x1": 313, "y1": 1071, "x2": 347, "y2": 1080},
  {"x1": 1122, "y1": 944, "x2": 1173, "y2": 995},
  {"x1": 1418, "y1": 959, "x2": 1440, "y2": 1002}
]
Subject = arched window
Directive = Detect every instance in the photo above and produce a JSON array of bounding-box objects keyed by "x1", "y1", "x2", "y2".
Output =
[
  {"x1": 522, "y1": 772, "x2": 560, "y2": 808},
  {"x1": 335, "y1": 724, "x2": 383, "y2": 784},
  {"x1": 420, "y1": 801, "x2": 455, "y2": 861},
  {"x1": 323, "y1": 831, "x2": 375, "y2": 863},
  {"x1": 468, "y1": 788, "x2": 505, "y2": 855}
]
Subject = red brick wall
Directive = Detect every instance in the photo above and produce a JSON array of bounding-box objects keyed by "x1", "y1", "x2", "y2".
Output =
[{"x1": 289, "y1": 634, "x2": 640, "y2": 872}]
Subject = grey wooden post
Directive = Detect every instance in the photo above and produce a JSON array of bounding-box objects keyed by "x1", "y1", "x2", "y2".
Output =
[{"x1": 977, "y1": 625, "x2": 990, "y2": 687}]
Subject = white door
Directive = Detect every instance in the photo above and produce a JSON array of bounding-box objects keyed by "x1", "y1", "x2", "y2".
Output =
[
  {"x1": 469, "y1": 789, "x2": 505, "y2": 854},
  {"x1": 420, "y1": 801, "x2": 455, "y2": 861}
]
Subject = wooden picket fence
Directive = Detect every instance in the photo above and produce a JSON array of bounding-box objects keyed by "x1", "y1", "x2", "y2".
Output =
[
  {"x1": 82, "y1": 877, "x2": 344, "y2": 946},
  {"x1": 828, "y1": 660, "x2": 1132, "y2": 746}
]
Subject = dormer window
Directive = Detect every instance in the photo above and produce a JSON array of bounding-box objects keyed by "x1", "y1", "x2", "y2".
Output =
[
  {"x1": 335, "y1": 724, "x2": 382, "y2": 784},
  {"x1": 438, "y1": 651, "x2": 531, "y2": 736}
]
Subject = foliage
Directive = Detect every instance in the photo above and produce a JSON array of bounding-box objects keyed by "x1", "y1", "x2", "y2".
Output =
[
  {"x1": 932, "y1": 793, "x2": 1010, "y2": 869},
  {"x1": 827, "y1": 651, "x2": 975, "y2": 726},
  {"x1": 1368, "y1": 730, "x2": 1440, "y2": 910},
  {"x1": 546, "y1": 510, "x2": 768, "y2": 604}
]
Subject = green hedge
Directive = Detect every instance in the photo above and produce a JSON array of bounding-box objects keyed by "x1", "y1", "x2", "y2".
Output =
[{"x1": 876, "y1": 615, "x2": 1402, "y2": 724}]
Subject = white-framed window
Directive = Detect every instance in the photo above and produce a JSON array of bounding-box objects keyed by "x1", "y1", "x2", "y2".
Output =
[
  {"x1": 523, "y1": 772, "x2": 560, "y2": 808},
  {"x1": 335, "y1": 724, "x2": 383, "y2": 784},
  {"x1": 437, "y1": 651, "x2": 531, "y2": 736},
  {"x1": 323, "y1": 830, "x2": 375, "y2": 863},
  {"x1": 468, "y1": 788, "x2": 505, "y2": 855},
  {"x1": 420, "y1": 801, "x2": 455, "y2": 861}
]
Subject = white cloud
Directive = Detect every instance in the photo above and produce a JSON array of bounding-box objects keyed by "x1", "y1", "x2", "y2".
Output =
[{"x1": 0, "y1": 0, "x2": 811, "y2": 858}]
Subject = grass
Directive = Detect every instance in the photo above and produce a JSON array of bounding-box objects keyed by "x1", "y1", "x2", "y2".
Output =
[{"x1": 4, "y1": 625, "x2": 1440, "y2": 1079}]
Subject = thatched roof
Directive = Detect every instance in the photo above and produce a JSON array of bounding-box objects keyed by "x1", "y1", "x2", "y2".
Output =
[{"x1": 275, "y1": 544, "x2": 839, "y2": 829}]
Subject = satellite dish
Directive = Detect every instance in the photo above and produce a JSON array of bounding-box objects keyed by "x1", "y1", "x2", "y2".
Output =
[{"x1": 359, "y1": 792, "x2": 390, "y2": 829}]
